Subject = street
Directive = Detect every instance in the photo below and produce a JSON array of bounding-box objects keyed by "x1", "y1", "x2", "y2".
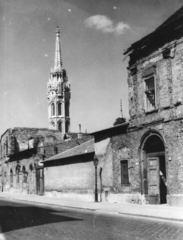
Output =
[{"x1": 0, "y1": 199, "x2": 183, "y2": 240}]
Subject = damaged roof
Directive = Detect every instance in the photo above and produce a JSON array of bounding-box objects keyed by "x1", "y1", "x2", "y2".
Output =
[
  {"x1": 44, "y1": 139, "x2": 94, "y2": 162},
  {"x1": 124, "y1": 6, "x2": 183, "y2": 65}
]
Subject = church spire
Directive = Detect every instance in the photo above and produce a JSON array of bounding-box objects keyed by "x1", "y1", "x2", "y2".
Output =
[
  {"x1": 53, "y1": 26, "x2": 63, "y2": 72},
  {"x1": 47, "y1": 26, "x2": 71, "y2": 134}
]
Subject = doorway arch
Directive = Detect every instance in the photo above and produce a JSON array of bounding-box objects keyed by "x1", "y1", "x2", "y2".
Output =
[{"x1": 139, "y1": 130, "x2": 167, "y2": 204}]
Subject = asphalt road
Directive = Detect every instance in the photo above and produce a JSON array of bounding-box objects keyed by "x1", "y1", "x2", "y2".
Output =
[{"x1": 0, "y1": 199, "x2": 183, "y2": 240}]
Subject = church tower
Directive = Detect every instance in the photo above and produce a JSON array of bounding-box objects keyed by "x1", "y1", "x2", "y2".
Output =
[{"x1": 47, "y1": 27, "x2": 71, "y2": 133}]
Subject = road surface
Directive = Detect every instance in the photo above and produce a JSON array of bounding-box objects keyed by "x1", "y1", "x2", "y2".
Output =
[{"x1": 0, "y1": 199, "x2": 183, "y2": 240}]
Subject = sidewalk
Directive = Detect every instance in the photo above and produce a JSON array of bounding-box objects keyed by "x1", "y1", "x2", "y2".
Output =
[{"x1": 0, "y1": 192, "x2": 183, "y2": 222}]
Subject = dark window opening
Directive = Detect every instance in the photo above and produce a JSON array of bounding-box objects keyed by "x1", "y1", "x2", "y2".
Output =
[
  {"x1": 121, "y1": 160, "x2": 129, "y2": 185},
  {"x1": 51, "y1": 103, "x2": 55, "y2": 116},
  {"x1": 58, "y1": 102, "x2": 62, "y2": 115},
  {"x1": 16, "y1": 167, "x2": 20, "y2": 183},
  {"x1": 145, "y1": 76, "x2": 155, "y2": 111},
  {"x1": 10, "y1": 169, "x2": 13, "y2": 187},
  {"x1": 22, "y1": 166, "x2": 28, "y2": 183}
]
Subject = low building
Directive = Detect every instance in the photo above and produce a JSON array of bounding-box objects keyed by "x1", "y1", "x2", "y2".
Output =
[
  {"x1": 0, "y1": 127, "x2": 91, "y2": 195},
  {"x1": 43, "y1": 139, "x2": 95, "y2": 201}
]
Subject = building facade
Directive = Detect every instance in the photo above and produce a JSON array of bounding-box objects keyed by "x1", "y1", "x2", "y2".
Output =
[{"x1": 92, "y1": 7, "x2": 183, "y2": 207}]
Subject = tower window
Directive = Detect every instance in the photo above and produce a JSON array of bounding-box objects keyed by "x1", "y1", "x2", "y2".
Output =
[
  {"x1": 121, "y1": 160, "x2": 129, "y2": 185},
  {"x1": 58, "y1": 102, "x2": 62, "y2": 115},
  {"x1": 51, "y1": 103, "x2": 55, "y2": 116},
  {"x1": 58, "y1": 122, "x2": 62, "y2": 132}
]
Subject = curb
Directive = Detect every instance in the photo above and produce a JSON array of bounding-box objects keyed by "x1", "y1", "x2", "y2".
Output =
[
  {"x1": 118, "y1": 212, "x2": 183, "y2": 223},
  {"x1": 0, "y1": 196, "x2": 183, "y2": 223}
]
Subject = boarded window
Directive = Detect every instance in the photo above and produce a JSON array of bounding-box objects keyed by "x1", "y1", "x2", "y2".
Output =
[
  {"x1": 121, "y1": 160, "x2": 129, "y2": 184},
  {"x1": 145, "y1": 76, "x2": 156, "y2": 111}
]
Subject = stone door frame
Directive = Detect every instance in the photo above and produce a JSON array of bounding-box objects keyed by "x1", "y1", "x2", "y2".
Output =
[{"x1": 138, "y1": 129, "x2": 167, "y2": 204}]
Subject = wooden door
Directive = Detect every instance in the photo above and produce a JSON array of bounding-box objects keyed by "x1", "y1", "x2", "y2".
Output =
[{"x1": 147, "y1": 157, "x2": 159, "y2": 204}]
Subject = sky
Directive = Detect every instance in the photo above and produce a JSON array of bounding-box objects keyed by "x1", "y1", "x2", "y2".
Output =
[{"x1": 1, "y1": 0, "x2": 183, "y2": 135}]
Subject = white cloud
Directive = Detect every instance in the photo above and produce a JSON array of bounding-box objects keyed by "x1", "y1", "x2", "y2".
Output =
[
  {"x1": 115, "y1": 22, "x2": 130, "y2": 35},
  {"x1": 85, "y1": 15, "x2": 129, "y2": 35}
]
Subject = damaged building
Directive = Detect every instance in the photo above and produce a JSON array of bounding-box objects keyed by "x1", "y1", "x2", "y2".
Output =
[
  {"x1": 91, "y1": 6, "x2": 183, "y2": 207},
  {"x1": 0, "y1": 27, "x2": 91, "y2": 195}
]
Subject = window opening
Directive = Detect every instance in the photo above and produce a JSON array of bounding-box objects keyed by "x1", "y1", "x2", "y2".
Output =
[
  {"x1": 51, "y1": 103, "x2": 55, "y2": 116},
  {"x1": 145, "y1": 76, "x2": 155, "y2": 111},
  {"x1": 58, "y1": 102, "x2": 62, "y2": 115},
  {"x1": 58, "y1": 122, "x2": 62, "y2": 132},
  {"x1": 22, "y1": 166, "x2": 28, "y2": 183},
  {"x1": 121, "y1": 160, "x2": 129, "y2": 184},
  {"x1": 10, "y1": 169, "x2": 13, "y2": 187}
]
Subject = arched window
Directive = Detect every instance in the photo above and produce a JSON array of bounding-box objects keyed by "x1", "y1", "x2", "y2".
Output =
[
  {"x1": 58, "y1": 102, "x2": 62, "y2": 115},
  {"x1": 51, "y1": 103, "x2": 55, "y2": 116},
  {"x1": 16, "y1": 164, "x2": 20, "y2": 183},
  {"x1": 58, "y1": 122, "x2": 62, "y2": 132},
  {"x1": 22, "y1": 166, "x2": 28, "y2": 183},
  {"x1": 29, "y1": 164, "x2": 33, "y2": 183}
]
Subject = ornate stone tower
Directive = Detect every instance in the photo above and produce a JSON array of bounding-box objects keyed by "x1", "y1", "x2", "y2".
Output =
[{"x1": 47, "y1": 27, "x2": 71, "y2": 133}]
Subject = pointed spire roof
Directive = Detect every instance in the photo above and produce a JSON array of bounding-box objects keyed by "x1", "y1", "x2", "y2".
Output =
[{"x1": 53, "y1": 26, "x2": 63, "y2": 72}]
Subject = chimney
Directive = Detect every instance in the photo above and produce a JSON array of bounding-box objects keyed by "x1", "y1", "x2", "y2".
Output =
[{"x1": 78, "y1": 124, "x2": 82, "y2": 139}]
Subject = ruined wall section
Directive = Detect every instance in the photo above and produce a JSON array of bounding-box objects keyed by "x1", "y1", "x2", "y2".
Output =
[
  {"x1": 128, "y1": 39, "x2": 183, "y2": 127},
  {"x1": 112, "y1": 131, "x2": 141, "y2": 195},
  {"x1": 172, "y1": 43, "x2": 183, "y2": 106},
  {"x1": 163, "y1": 120, "x2": 183, "y2": 196}
]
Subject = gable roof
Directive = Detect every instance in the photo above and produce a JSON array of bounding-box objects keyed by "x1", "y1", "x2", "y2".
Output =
[{"x1": 44, "y1": 139, "x2": 94, "y2": 162}]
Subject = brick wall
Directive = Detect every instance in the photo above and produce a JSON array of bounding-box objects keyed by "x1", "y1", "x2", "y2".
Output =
[
  {"x1": 128, "y1": 39, "x2": 183, "y2": 127},
  {"x1": 44, "y1": 154, "x2": 95, "y2": 198}
]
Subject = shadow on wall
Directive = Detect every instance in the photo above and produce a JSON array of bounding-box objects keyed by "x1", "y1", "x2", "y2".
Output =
[{"x1": 0, "y1": 200, "x2": 82, "y2": 233}]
